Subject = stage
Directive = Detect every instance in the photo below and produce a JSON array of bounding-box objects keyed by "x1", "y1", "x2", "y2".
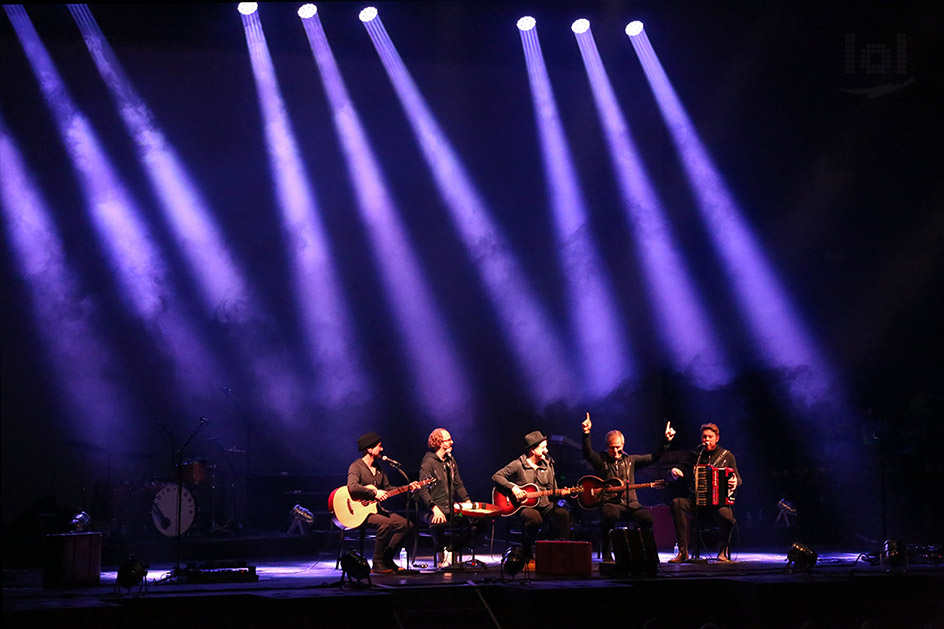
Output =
[{"x1": 4, "y1": 542, "x2": 943, "y2": 629}]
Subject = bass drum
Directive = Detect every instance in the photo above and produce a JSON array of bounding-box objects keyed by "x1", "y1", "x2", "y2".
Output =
[{"x1": 151, "y1": 484, "x2": 196, "y2": 536}]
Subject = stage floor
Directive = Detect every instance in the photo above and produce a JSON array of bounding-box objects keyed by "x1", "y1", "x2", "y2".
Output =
[{"x1": 4, "y1": 547, "x2": 943, "y2": 629}]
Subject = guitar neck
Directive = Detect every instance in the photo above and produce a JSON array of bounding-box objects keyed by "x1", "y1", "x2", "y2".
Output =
[
  {"x1": 607, "y1": 481, "x2": 659, "y2": 493},
  {"x1": 378, "y1": 485, "x2": 409, "y2": 501},
  {"x1": 377, "y1": 477, "x2": 432, "y2": 502},
  {"x1": 527, "y1": 487, "x2": 570, "y2": 498}
]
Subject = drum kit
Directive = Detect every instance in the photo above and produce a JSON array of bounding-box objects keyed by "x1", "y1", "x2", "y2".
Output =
[
  {"x1": 147, "y1": 460, "x2": 209, "y2": 537},
  {"x1": 94, "y1": 455, "x2": 241, "y2": 539}
]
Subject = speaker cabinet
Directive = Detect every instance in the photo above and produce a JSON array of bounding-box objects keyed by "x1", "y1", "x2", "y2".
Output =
[
  {"x1": 609, "y1": 527, "x2": 659, "y2": 577},
  {"x1": 534, "y1": 540, "x2": 592, "y2": 577},
  {"x1": 43, "y1": 532, "x2": 102, "y2": 586}
]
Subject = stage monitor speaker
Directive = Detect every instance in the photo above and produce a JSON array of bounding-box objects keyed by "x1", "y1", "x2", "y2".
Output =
[{"x1": 610, "y1": 527, "x2": 659, "y2": 577}]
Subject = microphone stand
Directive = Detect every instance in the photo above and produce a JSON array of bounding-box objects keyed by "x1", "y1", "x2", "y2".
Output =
[
  {"x1": 221, "y1": 387, "x2": 251, "y2": 531},
  {"x1": 441, "y1": 456, "x2": 485, "y2": 572},
  {"x1": 388, "y1": 461, "x2": 417, "y2": 571},
  {"x1": 171, "y1": 418, "x2": 208, "y2": 580},
  {"x1": 444, "y1": 458, "x2": 459, "y2": 568},
  {"x1": 691, "y1": 446, "x2": 708, "y2": 562}
]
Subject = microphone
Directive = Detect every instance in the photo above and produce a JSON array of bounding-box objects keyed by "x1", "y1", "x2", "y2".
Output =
[
  {"x1": 695, "y1": 444, "x2": 706, "y2": 463},
  {"x1": 200, "y1": 416, "x2": 209, "y2": 425},
  {"x1": 381, "y1": 455, "x2": 402, "y2": 467}
]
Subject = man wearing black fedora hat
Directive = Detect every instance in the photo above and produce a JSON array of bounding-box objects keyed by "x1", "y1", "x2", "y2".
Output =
[
  {"x1": 492, "y1": 430, "x2": 572, "y2": 560},
  {"x1": 347, "y1": 432, "x2": 419, "y2": 574}
]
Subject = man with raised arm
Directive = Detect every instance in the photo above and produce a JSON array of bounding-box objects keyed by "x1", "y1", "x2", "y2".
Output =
[{"x1": 581, "y1": 413, "x2": 676, "y2": 561}]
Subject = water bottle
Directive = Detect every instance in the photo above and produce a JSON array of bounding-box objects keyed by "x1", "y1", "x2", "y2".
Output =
[{"x1": 399, "y1": 547, "x2": 408, "y2": 567}]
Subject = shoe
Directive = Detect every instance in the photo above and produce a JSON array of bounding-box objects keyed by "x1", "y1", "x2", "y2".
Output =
[
  {"x1": 438, "y1": 550, "x2": 454, "y2": 569},
  {"x1": 602, "y1": 551, "x2": 614, "y2": 563},
  {"x1": 668, "y1": 549, "x2": 689, "y2": 564},
  {"x1": 372, "y1": 564, "x2": 394, "y2": 574},
  {"x1": 382, "y1": 547, "x2": 403, "y2": 571},
  {"x1": 716, "y1": 550, "x2": 733, "y2": 563}
]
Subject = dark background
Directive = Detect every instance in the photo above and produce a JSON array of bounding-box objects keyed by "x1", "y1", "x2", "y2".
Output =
[{"x1": 1, "y1": 2, "x2": 941, "y2": 553}]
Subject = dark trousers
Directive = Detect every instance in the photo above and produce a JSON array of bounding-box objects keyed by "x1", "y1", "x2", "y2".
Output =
[
  {"x1": 670, "y1": 496, "x2": 735, "y2": 552},
  {"x1": 600, "y1": 501, "x2": 653, "y2": 557},
  {"x1": 426, "y1": 514, "x2": 479, "y2": 555},
  {"x1": 366, "y1": 511, "x2": 412, "y2": 564},
  {"x1": 518, "y1": 504, "x2": 571, "y2": 557}
]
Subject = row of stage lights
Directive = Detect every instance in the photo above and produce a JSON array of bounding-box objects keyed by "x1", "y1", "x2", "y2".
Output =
[{"x1": 236, "y1": 2, "x2": 647, "y2": 38}]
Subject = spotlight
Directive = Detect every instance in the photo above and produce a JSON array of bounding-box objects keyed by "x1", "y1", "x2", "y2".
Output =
[
  {"x1": 881, "y1": 539, "x2": 907, "y2": 572},
  {"x1": 358, "y1": 6, "x2": 378, "y2": 23},
  {"x1": 287, "y1": 504, "x2": 315, "y2": 535},
  {"x1": 571, "y1": 19, "x2": 590, "y2": 34},
  {"x1": 786, "y1": 541, "x2": 818, "y2": 572},
  {"x1": 625, "y1": 20, "x2": 644, "y2": 37},
  {"x1": 70, "y1": 511, "x2": 91, "y2": 532},
  {"x1": 297, "y1": 4, "x2": 317, "y2": 19},
  {"x1": 237, "y1": 3, "x2": 258, "y2": 16},
  {"x1": 775, "y1": 498, "x2": 797, "y2": 527},
  {"x1": 339, "y1": 550, "x2": 372, "y2": 582},
  {"x1": 292, "y1": 504, "x2": 315, "y2": 523},
  {"x1": 516, "y1": 16, "x2": 536, "y2": 32},
  {"x1": 501, "y1": 545, "x2": 527, "y2": 577},
  {"x1": 115, "y1": 555, "x2": 148, "y2": 590}
]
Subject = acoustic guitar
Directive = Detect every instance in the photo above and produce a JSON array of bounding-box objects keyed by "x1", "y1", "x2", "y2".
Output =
[
  {"x1": 574, "y1": 474, "x2": 667, "y2": 510},
  {"x1": 491, "y1": 483, "x2": 578, "y2": 517},
  {"x1": 329, "y1": 477, "x2": 435, "y2": 530}
]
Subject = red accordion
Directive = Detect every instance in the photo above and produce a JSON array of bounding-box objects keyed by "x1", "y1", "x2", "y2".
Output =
[{"x1": 695, "y1": 464, "x2": 736, "y2": 506}]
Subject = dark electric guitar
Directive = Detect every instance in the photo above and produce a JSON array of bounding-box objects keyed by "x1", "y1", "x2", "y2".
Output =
[
  {"x1": 574, "y1": 475, "x2": 667, "y2": 510},
  {"x1": 491, "y1": 483, "x2": 579, "y2": 517}
]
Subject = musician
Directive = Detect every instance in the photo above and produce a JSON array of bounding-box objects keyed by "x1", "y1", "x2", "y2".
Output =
[
  {"x1": 347, "y1": 432, "x2": 419, "y2": 574},
  {"x1": 667, "y1": 423, "x2": 741, "y2": 563},
  {"x1": 491, "y1": 430, "x2": 571, "y2": 560},
  {"x1": 581, "y1": 413, "x2": 676, "y2": 561},
  {"x1": 417, "y1": 428, "x2": 476, "y2": 568}
]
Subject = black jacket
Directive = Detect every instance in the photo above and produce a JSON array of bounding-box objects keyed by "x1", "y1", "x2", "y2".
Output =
[
  {"x1": 417, "y1": 451, "x2": 470, "y2": 512},
  {"x1": 582, "y1": 432, "x2": 669, "y2": 504}
]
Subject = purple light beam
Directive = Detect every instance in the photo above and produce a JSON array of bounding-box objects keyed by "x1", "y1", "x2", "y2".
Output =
[
  {"x1": 362, "y1": 10, "x2": 577, "y2": 406},
  {"x1": 242, "y1": 9, "x2": 373, "y2": 409},
  {"x1": 519, "y1": 24, "x2": 634, "y2": 397},
  {"x1": 69, "y1": 5, "x2": 313, "y2": 421},
  {"x1": 574, "y1": 25, "x2": 730, "y2": 389},
  {"x1": 628, "y1": 26, "x2": 838, "y2": 407},
  {"x1": 68, "y1": 4, "x2": 252, "y2": 324},
  {"x1": 297, "y1": 9, "x2": 472, "y2": 420},
  {"x1": 1, "y1": 115, "x2": 139, "y2": 447},
  {"x1": 6, "y1": 4, "x2": 225, "y2": 405}
]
